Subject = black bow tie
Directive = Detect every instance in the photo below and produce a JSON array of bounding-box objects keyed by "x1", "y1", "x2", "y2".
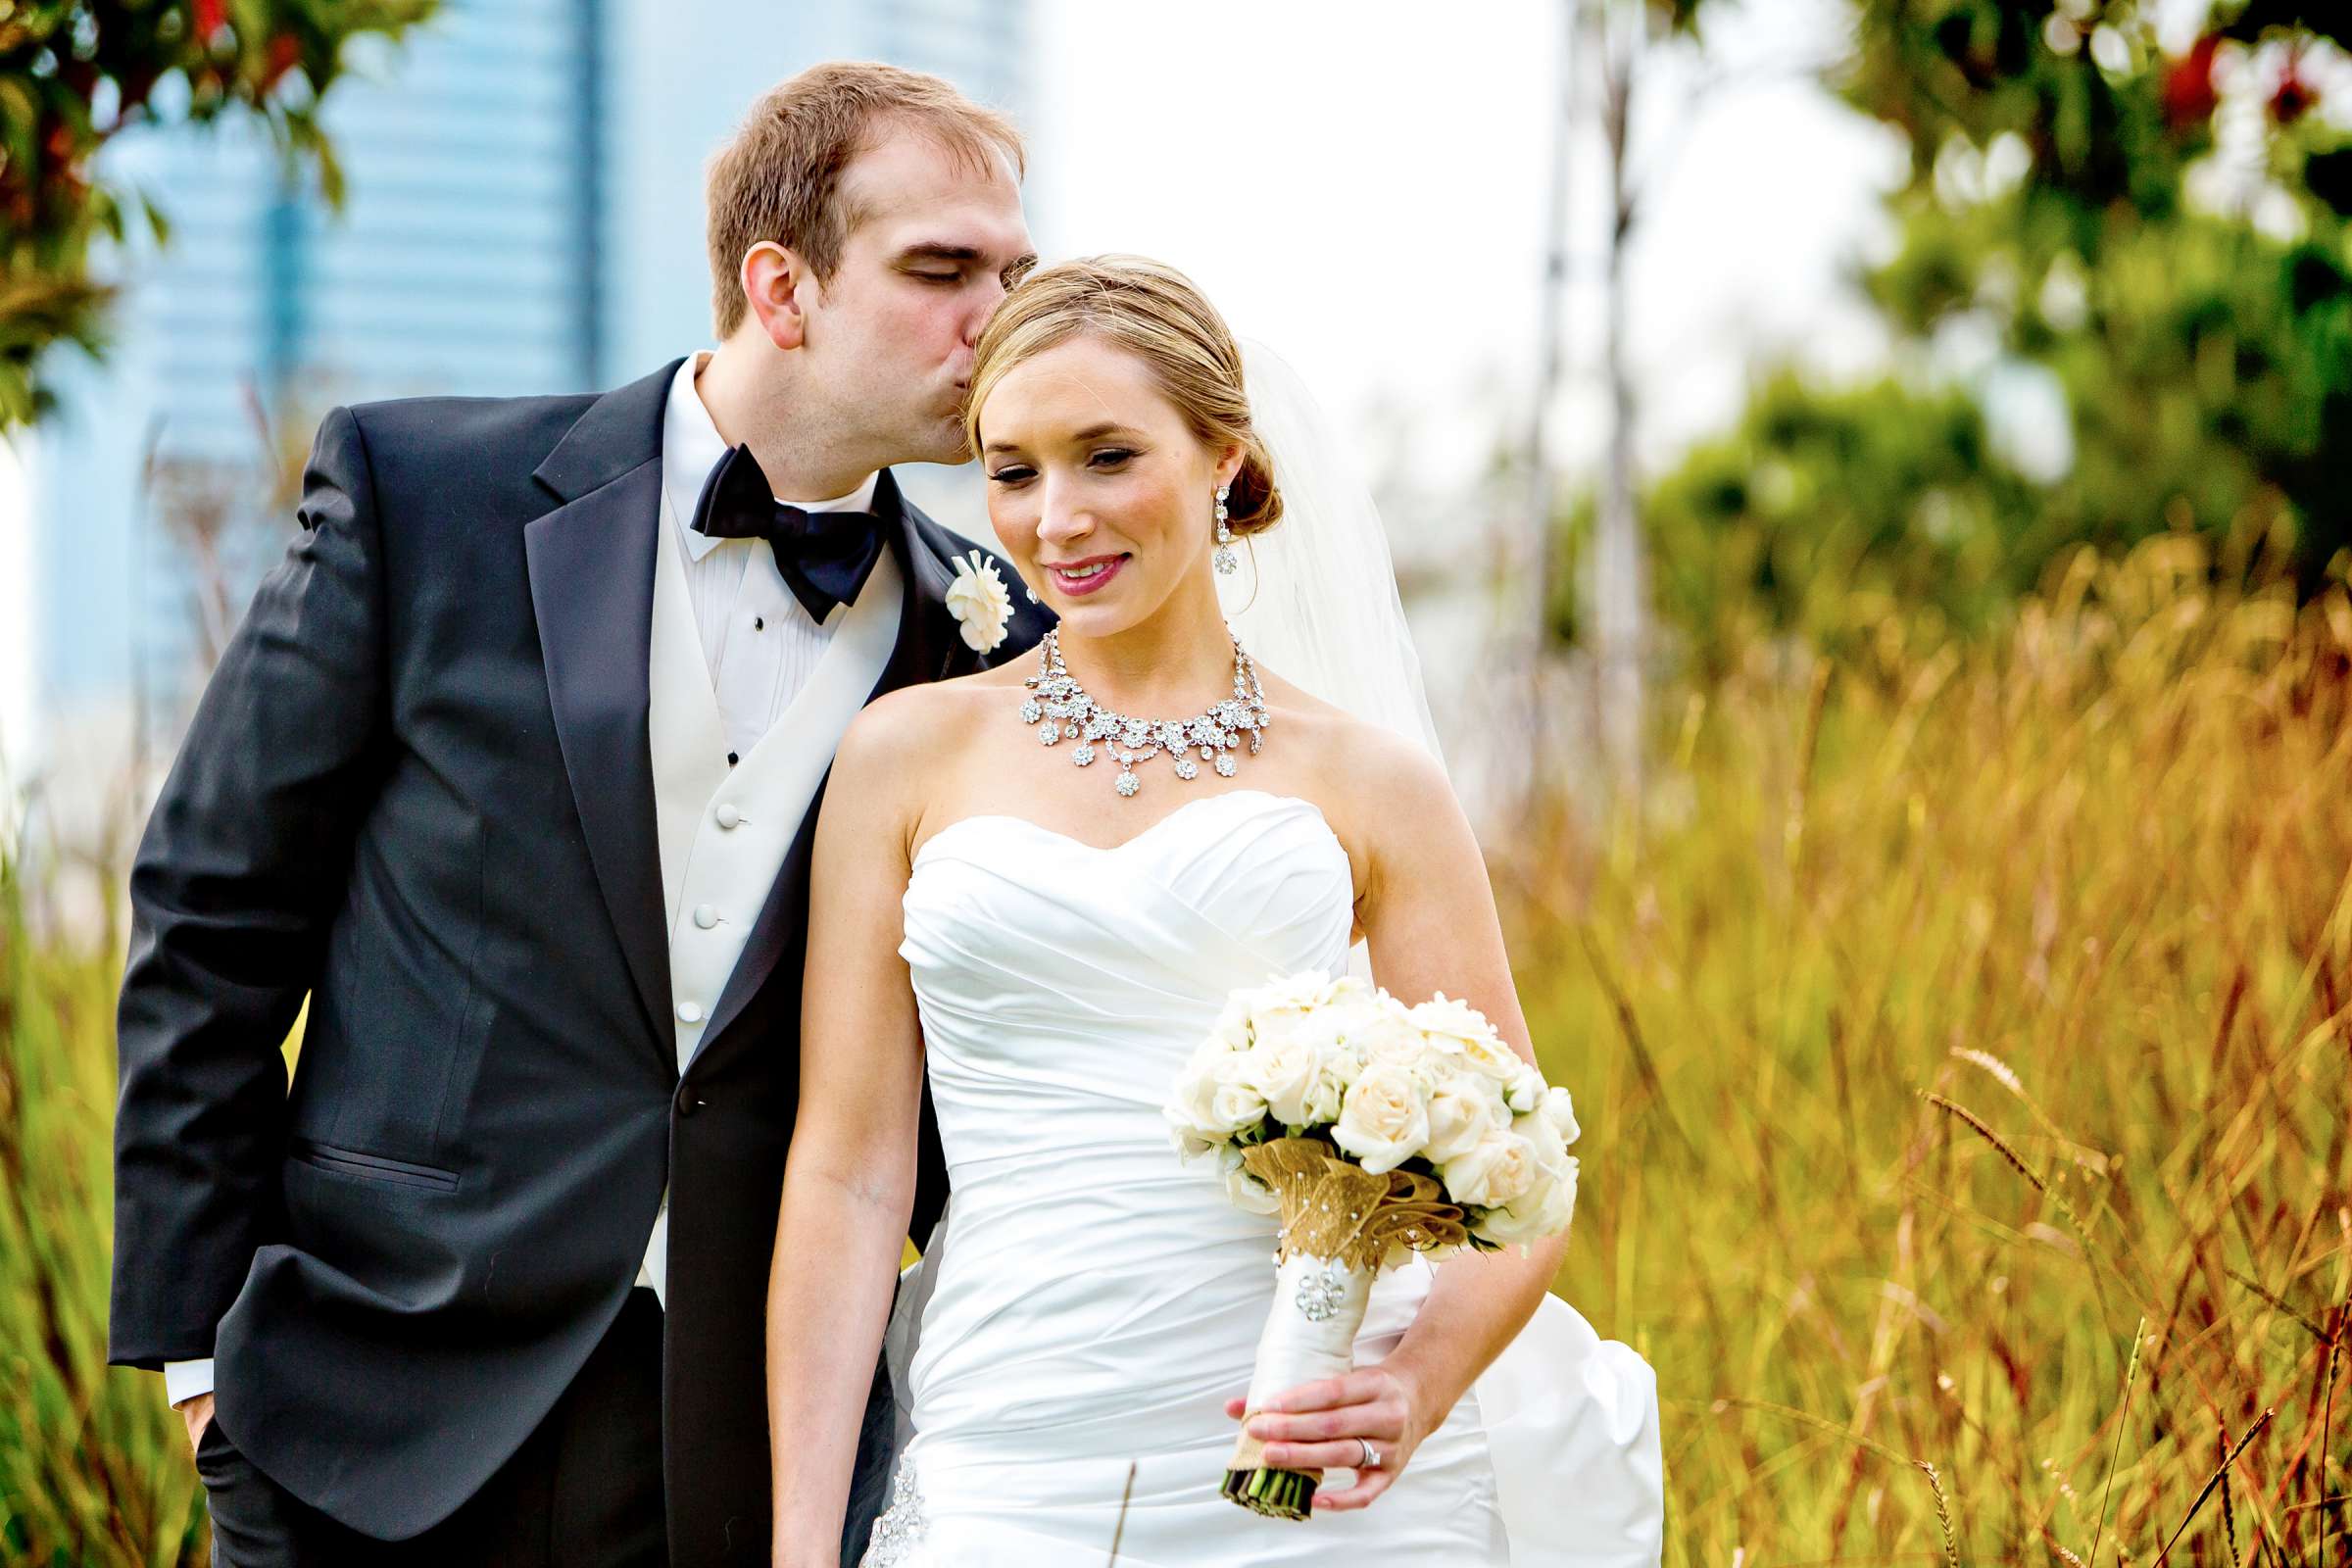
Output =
[{"x1": 688, "y1": 444, "x2": 889, "y2": 623}]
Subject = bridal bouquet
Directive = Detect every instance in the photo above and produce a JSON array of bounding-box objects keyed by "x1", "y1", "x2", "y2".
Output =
[{"x1": 1165, "y1": 971, "x2": 1580, "y2": 1521}]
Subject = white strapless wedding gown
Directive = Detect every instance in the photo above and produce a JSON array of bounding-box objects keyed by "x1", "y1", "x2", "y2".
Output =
[{"x1": 866, "y1": 789, "x2": 1663, "y2": 1566}]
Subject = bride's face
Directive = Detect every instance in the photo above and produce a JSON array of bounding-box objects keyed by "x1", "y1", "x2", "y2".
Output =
[{"x1": 978, "y1": 335, "x2": 1240, "y2": 636}]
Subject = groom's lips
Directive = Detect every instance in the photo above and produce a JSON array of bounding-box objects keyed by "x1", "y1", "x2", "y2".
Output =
[{"x1": 1046, "y1": 553, "x2": 1128, "y2": 597}]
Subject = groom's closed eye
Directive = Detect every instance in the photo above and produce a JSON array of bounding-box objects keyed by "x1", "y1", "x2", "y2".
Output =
[{"x1": 894, "y1": 242, "x2": 1036, "y2": 291}]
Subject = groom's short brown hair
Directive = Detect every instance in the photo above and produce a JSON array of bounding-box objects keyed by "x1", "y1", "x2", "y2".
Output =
[{"x1": 705, "y1": 62, "x2": 1026, "y2": 337}]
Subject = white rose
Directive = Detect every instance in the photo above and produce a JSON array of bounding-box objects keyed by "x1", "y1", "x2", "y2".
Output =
[
  {"x1": 1504, "y1": 1060, "x2": 1547, "y2": 1116},
  {"x1": 1349, "y1": 996, "x2": 1433, "y2": 1072},
  {"x1": 1164, "y1": 1077, "x2": 1220, "y2": 1158},
  {"x1": 1168, "y1": 1047, "x2": 1267, "y2": 1145},
  {"x1": 1513, "y1": 1107, "x2": 1569, "y2": 1172},
  {"x1": 1421, "y1": 1072, "x2": 1506, "y2": 1165},
  {"x1": 1443, "y1": 1129, "x2": 1539, "y2": 1209},
  {"x1": 1411, "y1": 994, "x2": 1519, "y2": 1082},
  {"x1": 1218, "y1": 1144, "x2": 1282, "y2": 1216},
  {"x1": 1331, "y1": 1063, "x2": 1431, "y2": 1175},
  {"x1": 944, "y1": 550, "x2": 1013, "y2": 654},
  {"x1": 1208, "y1": 1078, "x2": 1268, "y2": 1139},
  {"x1": 1238, "y1": 974, "x2": 1344, "y2": 1070},
  {"x1": 1541, "y1": 1085, "x2": 1581, "y2": 1147},
  {"x1": 1484, "y1": 1154, "x2": 1578, "y2": 1246},
  {"x1": 1246, "y1": 969, "x2": 1351, "y2": 1020},
  {"x1": 1204, "y1": 990, "x2": 1254, "y2": 1053},
  {"x1": 1247, "y1": 1031, "x2": 1333, "y2": 1128}
]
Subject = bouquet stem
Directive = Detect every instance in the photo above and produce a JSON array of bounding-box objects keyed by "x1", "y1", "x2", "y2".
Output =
[
  {"x1": 1215, "y1": 1138, "x2": 1465, "y2": 1522},
  {"x1": 1224, "y1": 1248, "x2": 1373, "y2": 1522},
  {"x1": 1221, "y1": 1461, "x2": 1319, "y2": 1520}
]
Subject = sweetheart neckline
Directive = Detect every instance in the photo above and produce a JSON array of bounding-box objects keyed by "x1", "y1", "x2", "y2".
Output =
[{"x1": 909, "y1": 788, "x2": 1347, "y2": 869}]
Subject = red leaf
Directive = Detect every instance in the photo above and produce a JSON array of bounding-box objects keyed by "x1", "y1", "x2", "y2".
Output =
[
  {"x1": 2163, "y1": 35, "x2": 2222, "y2": 130},
  {"x1": 262, "y1": 32, "x2": 302, "y2": 89}
]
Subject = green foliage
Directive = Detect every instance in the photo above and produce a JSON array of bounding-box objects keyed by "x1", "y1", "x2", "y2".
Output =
[
  {"x1": 1579, "y1": 368, "x2": 2049, "y2": 675},
  {"x1": 0, "y1": 854, "x2": 204, "y2": 1566},
  {"x1": 1849, "y1": 0, "x2": 2352, "y2": 590},
  {"x1": 1624, "y1": 0, "x2": 2352, "y2": 664},
  {"x1": 0, "y1": 0, "x2": 437, "y2": 428}
]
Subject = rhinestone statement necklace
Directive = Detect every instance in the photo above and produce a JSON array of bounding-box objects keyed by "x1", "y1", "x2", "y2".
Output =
[{"x1": 1020, "y1": 624, "x2": 1271, "y2": 798}]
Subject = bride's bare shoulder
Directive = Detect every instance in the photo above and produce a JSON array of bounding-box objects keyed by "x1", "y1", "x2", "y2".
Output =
[
  {"x1": 1254, "y1": 666, "x2": 1447, "y2": 792},
  {"x1": 1250, "y1": 664, "x2": 1462, "y2": 848},
  {"x1": 847, "y1": 655, "x2": 1039, "y2": 745},
  {"x1": 834, "y1": 656, "x2": 1041, "y2": 804}
]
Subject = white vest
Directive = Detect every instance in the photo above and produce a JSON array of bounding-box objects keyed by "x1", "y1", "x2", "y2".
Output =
[{"x1": 633, "y1": 477, "x2": 904, "y2": 1300}]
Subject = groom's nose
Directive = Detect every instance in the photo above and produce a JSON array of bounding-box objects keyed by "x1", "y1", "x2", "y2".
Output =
[{"x1": 961, "y1": 283, "x2": 1004, "y2": 345}]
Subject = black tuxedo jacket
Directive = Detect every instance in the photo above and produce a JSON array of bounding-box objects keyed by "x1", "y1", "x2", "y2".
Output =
[{"x1": 108, "y1": 359, "x2": 1051, "y2": 1559}]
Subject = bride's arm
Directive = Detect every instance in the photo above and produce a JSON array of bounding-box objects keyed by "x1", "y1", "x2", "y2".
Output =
[
  {"x1": 766, "y1": 697, "x2": 929, "y2": 1564},
  {"x1": 1240, "y1": 731, "x2": 1573, "y2": 1513}
]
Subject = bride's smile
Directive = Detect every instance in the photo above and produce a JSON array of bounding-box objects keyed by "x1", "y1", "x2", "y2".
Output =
[{"x1": 1041, "y1": 550, "x2": 1126, "y2": 595}]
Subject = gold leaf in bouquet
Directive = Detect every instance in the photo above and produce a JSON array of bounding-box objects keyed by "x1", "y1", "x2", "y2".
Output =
[{"x1": 1239, "y1": 1137, "x2": 1470, "y2": 1272}]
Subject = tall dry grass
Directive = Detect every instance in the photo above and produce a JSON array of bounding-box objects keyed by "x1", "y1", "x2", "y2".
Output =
[{"x1": 1515, "y1": 537, "x2": 2352, "y2": 1565}]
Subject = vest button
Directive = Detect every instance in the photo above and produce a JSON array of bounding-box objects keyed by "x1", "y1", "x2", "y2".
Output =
[
  {"x1": 676, "y1": 1001, "x2": 704, "y2": 1025},
  {"x1": 693, "y1": 904, "x2": 719, "y2": 930},
  {"x1": 714, "y1": 804, "x2": 743, "y2": 829}
]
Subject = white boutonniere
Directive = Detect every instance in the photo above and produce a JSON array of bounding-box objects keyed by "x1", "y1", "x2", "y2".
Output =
[{"x1": 945, "y1": 548, "x2": 1014, "y2": 654}]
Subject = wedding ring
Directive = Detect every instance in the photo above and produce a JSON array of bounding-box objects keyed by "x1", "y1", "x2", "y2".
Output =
[{"x1": 1357, "y1": 1438, "x2": 1384, "y2": 1470}]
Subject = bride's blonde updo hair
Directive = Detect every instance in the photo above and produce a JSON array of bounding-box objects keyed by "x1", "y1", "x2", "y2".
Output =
[{"x1": 965, "y1": 256, "x2": 1284, "y2": 536}]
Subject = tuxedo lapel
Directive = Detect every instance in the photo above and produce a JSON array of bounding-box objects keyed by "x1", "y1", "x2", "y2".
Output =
[
  {"x1": 523, "y1": 361, "x2": 681, "y2": 1063},
  {"x1": 876, "y1": 479, "x2": 982, "y2": 696}
]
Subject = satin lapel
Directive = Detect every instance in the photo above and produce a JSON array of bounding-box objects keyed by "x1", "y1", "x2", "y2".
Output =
[
  {"x1": 522, "y1": 362, "x2": 680, "y2": 1063},
  {"x1": 698, "y1": 478, "x2": 970, "y2": 1054},
  {"x1": 873, "y1": 475, "x2": 976, "y2": 698}
]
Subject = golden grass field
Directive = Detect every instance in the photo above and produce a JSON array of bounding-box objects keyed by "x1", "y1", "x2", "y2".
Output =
[
  {"x1": 3, "y1": 535, "x2": 2346, "y2": 1565},
  {"x1": 1513, "y1": 539, "x2": 2352, "y2": 1565}
]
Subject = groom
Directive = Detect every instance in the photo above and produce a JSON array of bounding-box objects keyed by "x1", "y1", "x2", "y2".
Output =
[{"x1": 108, "y1": 61, "x2": 1045, "y2": 1567}]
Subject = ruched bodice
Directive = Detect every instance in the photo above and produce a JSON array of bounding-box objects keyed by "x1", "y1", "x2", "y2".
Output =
[
  {"x1": 866, "y1": 790, "x2": 1665, "y2": 1568},
  {"x1": 900, "y1": 794, "x2": 1382, "y2": 1456},
  {"x1": 906, "y1": 789, "x2": 1353, "y2": 1200}
]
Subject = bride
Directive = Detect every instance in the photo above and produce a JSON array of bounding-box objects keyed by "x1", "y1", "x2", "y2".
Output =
[{"x1": 765, "y1": 257, "x2": 1662, "y2": 1566}]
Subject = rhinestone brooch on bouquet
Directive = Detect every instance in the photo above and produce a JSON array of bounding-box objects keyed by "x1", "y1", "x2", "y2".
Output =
[{"x1": 1020, "y1": 624, "x2": 1270, "y2": 799}]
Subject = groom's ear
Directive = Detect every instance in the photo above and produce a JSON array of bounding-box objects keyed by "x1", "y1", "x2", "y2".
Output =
[{"x1": 740, "y1": 240, "x2": 812, "y2": 352}]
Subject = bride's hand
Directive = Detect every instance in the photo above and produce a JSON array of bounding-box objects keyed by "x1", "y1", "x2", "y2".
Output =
[{"x1": 1222, "y1": 1361, "x2": 1435, "y2": 1512}]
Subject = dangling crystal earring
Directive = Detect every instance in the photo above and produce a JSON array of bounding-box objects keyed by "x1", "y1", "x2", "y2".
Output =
[{"x1": 1212, "y1": 482, "x2": 1238, "y2": 575}]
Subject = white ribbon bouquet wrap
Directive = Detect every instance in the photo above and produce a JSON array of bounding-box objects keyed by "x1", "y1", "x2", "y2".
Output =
[{"x1": 1165, "y1": 971, "x2": 1581, "y2": 1521}]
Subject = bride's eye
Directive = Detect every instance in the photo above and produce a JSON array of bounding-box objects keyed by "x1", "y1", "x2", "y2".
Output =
[
  {"x1": 987, "y1": 465, "x2": 1037, "y2": 485},
  {"x1": 1088, "y1": 448, "x2": 1135, "y2": 469}
]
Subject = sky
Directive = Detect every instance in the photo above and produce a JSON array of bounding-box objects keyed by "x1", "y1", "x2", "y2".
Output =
[{"x1": 1029, "y1": 0, "x2": 1907, "y2": 503}]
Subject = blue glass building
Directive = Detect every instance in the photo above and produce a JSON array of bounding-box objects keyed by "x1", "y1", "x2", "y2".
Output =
[{"x1": 16, "y1": 0, "x2": 1029, "y2": 775}]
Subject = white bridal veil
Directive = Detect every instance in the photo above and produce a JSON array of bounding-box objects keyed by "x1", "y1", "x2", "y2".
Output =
[{"x1": 1216, "y1": 341, "x2": 1446, "y2": 767}]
